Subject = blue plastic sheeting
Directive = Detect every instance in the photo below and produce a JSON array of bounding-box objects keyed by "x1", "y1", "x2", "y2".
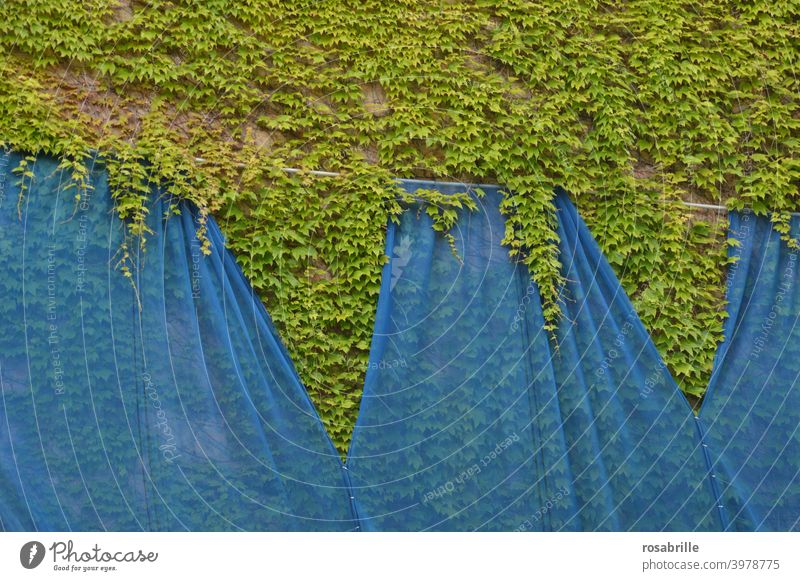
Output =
[
  {"x1": 2, "y1": 152, "x2": 800, "y2": 532},
  {"x1": 347, "y1": 182, "x2": 721, "y2": 531},
  {"x1": 0, "y1": 152, "x2": 356, "y2": 531},
  {"x1": 702, "y1": 211, "x2": 800, "y2": 531}
]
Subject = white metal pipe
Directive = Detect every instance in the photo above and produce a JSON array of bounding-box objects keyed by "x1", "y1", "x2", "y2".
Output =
[
  {"x1": 194, "y1": 157, "x2": 729, "y2": 211},
  {"x1": 681, "y1": 201, "x2": 728, "y2": 211}
]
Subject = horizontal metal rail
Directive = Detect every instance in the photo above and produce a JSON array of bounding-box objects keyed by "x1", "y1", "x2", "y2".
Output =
[{"x1": 194, "y1": 157, "x2": 729, "y2": 211}]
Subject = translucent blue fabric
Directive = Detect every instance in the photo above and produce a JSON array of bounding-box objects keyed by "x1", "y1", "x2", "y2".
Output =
[
  {"x1": 548, "y1": 190, "x2": 721, "y2": 531},
  {"x1": 3, "y1": 152, "x2": 800, "y2": 532},
  {"x1": 0, "y1": 152, "x2": 355, "y2": 531},
  {"x1": 702, "y1": 211, "x2": 800, "y2": 531},
  {"x1": 346, "y1": 182, "x2": 721, "y2": 531}
]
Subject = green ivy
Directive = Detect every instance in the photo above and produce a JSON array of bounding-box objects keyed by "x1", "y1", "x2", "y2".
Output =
[{"x1": 0, "y1": 0, "x2": 798, "y2": 451}]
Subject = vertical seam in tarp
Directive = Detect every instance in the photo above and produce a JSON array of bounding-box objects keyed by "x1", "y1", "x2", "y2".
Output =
[
  {"x1": 701, "y1": 210, "x2": 756, "y2": 415},
  {"x1": 345, "y1": 218, "x2": 397, "y2": 531},
  {"x1": 133, "y1": 211, "x2": 155, "y2": 532},
  {"x1": 340, "y1": 464, "x2": 361, "y2": 531},
  {"x1": 693, "y1": 416, "x2": 730, "y2": 530},
  {"x1": 517, "y1": 266, "x2": 552, "y2": 531}
]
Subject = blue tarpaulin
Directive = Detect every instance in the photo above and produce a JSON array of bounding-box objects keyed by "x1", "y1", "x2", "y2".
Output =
[
  {"x1": 702, "y1": 210, "x2": 800, "y2": 531},
  {"x1": 0, "y1": 152, "x2": 355, "y2": 531},
  {"x1": 1, "y1": 152, "x2": 798, "y2": 531},
  {"x1": 348, "y1": 183, "x2": 720, "y2": 531}
]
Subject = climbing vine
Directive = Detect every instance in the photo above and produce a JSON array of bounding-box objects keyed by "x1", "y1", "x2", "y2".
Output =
[{"x1": 0, "y1": 0, "x2": 798, "y2": 450}]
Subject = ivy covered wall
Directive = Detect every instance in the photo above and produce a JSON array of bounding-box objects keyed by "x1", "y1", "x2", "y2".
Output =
[{"x1": 1, "y1": 0, "x2": 798, "y2": 452}]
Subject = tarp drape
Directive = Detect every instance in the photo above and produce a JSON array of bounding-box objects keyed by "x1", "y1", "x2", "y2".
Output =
[
  {"x1": 347, "y1": 183, "x2": 720, "y2": 531},
  {"x1": 702, "y1": 211, "x2": 800, "y2": 531},
  {"x1": 0, "y1": 152, "x2": 356, "y2": 531},
  {"x1": 2, "y1": 154, "x2": 800, "y2": 531}
]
